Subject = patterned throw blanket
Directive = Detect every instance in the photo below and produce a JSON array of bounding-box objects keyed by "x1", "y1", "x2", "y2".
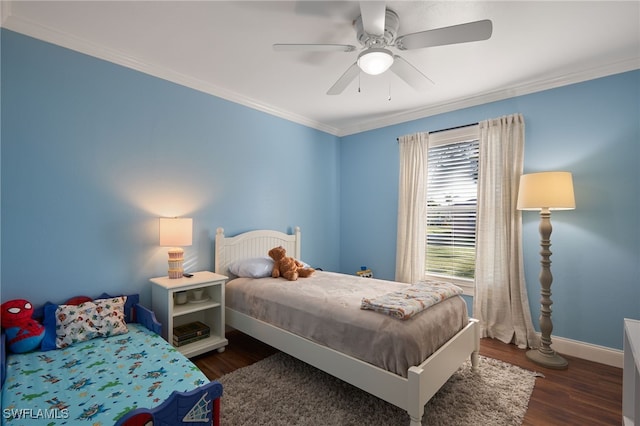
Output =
[{"x1": 361, "y1": 280, "x2": 463, "y2": 320}]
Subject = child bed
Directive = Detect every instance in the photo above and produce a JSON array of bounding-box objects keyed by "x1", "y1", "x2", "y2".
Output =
[
  {"x1": 215, "y1": 226, "x2": 480, "y2": 426},
  {"x1": 1, "y1": 294, "x2": 222, "y2": 426}
]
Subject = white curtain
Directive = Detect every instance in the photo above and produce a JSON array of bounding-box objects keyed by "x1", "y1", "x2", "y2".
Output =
[
  {"x1": 473, "y1": 114, "x2": 539, "y2": 349},
  {"x1": 395, "y1": 133, "x2": 429, "y2": 283}
]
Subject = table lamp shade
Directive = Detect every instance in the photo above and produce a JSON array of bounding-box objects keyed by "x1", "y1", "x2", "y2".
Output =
[
  {"x1": 159, "y1": 218, "x2": 193, "y2": 247},
  {"x1": 517, "y1": 171, "x2": 575, "y2": 211}
]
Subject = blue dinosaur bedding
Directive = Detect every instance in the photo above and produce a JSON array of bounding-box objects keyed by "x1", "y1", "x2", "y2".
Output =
[{"x1": 1, "y1": 323, "x2": 209, "y2": 425}]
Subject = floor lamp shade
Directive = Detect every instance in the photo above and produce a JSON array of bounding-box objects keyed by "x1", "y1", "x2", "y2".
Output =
[
  {"x1": 517, "y1": 171, "x2": 575, "y2": 369},
  {"x1": 159, "y1": 218, "x2": 193, "y2": 278},
  {"x1": 517, "y1": 171, "x2": 575, "y2": 211}
]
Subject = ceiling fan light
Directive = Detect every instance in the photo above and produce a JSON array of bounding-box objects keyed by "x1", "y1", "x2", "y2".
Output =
[{"x1": 357, "y1": 48, "x2": 394, "y2": 75}]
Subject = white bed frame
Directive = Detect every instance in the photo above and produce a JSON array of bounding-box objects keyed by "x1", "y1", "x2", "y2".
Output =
[{"x1": 215, "y1": 227, "x2": 479, "y2": 425}]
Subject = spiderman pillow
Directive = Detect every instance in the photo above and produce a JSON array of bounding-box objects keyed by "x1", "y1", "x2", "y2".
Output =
[{"x1": 1, "y1": 299, "x2": 45, "y2": 353}]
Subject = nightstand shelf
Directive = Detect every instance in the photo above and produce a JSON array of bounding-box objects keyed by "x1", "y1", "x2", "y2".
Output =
[
  {"x1": 150, "y1": 271, "x2": 228, "y2": 358},
  {"x1": 173, "y1": 300, "x2": 221, "y2": 317}
]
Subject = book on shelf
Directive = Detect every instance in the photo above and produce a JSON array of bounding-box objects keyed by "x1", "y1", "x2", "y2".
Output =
[
  {"x1": 173, "y1": 321, "x2": 210, "y2": 342},
  {"x1": 173, "y1": 333, "x2": 209, "y2": 347}
]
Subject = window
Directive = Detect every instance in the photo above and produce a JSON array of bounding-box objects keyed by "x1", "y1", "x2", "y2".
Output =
[{"x1": 425, "y1": 126, "x2": 479, "y2": 293}]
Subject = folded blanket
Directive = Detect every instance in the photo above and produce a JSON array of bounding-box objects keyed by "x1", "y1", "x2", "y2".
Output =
[{"x1": 361, "y1": 280, "x2": 463, "y2": 320}]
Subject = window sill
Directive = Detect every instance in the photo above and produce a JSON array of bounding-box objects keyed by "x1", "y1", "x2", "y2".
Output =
[{"x1": 424, "y1": 274, "x2": 475, "y2": 297}]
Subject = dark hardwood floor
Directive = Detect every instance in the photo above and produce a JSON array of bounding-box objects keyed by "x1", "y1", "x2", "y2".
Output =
[
  {"x1": 480, "y1": 339, "x2": 623, "y2": 425},
  {"x1": 193, "y1": 331, "x2": 623, "y2": 425}
]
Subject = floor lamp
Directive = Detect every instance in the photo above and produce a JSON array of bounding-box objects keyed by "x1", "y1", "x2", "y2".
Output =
[{"x1": 517, "y1": 171, "x2": 575, "y2": 369}]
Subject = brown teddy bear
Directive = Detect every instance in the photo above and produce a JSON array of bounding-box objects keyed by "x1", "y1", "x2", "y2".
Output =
[{"x1": 268, "y1": 246, "x2": 315, "y2": 281}]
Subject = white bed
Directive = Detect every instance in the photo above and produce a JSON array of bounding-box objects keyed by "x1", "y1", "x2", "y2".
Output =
[{"x1": 215, "y1": 226, "x2": 479, "y2": 425}]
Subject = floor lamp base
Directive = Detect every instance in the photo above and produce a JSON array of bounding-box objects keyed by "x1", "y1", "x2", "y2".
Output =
[{"x1": 526, "y1": 348, "x2": 568, "y2": 369}]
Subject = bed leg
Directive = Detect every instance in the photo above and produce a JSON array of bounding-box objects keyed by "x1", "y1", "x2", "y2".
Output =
[
  {"x1": 409, "y1": 414, "x2": 422, "y2": 426},
  {"x1": 471, "y1": 350, "x2": 479, "y2": 370},
  {"x1": 407, "y1": 401, "x2": 423, "y2": 426}
]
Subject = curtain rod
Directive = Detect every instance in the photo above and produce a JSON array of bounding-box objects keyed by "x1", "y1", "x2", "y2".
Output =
[{"x1": 396, "y1": 122, "x2": 478, "y2": 141}]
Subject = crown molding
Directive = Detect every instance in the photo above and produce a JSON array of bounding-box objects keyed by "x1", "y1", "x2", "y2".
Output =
[
  {"x1": 337, "y1": 57, "x2": 640, "y2": 136},
  {"x1": 1, "y1": 12, "x2": 341, "y2": 136},
  {"x1": 1, "y1": 1, "x2": 11, "y2": 27},
  {"x1": 2, "y1": 11, "x2": 638, "y2": 139}
]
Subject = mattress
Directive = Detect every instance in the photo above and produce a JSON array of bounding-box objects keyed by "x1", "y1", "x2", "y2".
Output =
[
  {"x1": 1, "y1": 323, "x2": 209, "y2": 425},
  {"x1": 225, "y1": 271, "x2": 468, "y2": 377}
]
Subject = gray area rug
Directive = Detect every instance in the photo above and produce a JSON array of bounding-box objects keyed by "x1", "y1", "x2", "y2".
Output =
[{"x1": 217, "y1": 352, "x2": 536, "y2": 425}]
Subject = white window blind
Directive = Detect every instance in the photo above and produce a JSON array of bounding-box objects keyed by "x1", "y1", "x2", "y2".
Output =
[{"x1": 425, "y1": 133, "x2": 479, "y2": 282}]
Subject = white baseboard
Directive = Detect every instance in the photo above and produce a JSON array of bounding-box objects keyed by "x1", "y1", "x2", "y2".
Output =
[{"x1": 545, "y1": 334, "x2": 623, "y2": 368}]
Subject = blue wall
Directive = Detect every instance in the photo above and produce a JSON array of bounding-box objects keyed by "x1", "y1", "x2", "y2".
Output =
[
  {"x1": 339, "y1": 70, "x2": 640, "y2": 350},
  {"x1": 2, "y1": 29, "x2": 638, "y2": 350},
  {"x1": 0, "y1": 30, "x2": 340, "y2": 307}
]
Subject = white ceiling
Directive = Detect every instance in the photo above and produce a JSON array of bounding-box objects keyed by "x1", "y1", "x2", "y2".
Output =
[{"x1": 2, "y1": 1, "x2": 639, "y2": 136}]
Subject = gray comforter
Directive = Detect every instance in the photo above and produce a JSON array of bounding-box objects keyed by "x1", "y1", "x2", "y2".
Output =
[{"x1": 225, "y1": 271, "x2": 468, "y2": 377}]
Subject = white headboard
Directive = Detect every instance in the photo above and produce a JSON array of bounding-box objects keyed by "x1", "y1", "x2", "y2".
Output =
[{"x1": 214, "y1": 227, "x2": 301, "y2": 277}]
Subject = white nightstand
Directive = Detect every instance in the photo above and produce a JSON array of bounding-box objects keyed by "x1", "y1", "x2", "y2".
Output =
[
  {"x1": 150, "y1": 271, "x2": 228, "y2": 358},
  {"x1": 623, "y1": 318, "x2": 640, "y2": 426}
]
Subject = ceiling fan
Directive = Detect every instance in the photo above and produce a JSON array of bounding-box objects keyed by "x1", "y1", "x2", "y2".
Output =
[{"x1": 273, "y1": 2, "x2": 493, "y2": 95}]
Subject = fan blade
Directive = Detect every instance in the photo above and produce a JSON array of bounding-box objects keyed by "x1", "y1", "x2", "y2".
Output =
[
  {"x1": 327, "y1": 63, "x2": 360, "y2": 95},
  {"x1": 359, "y1": 1, "x2": 386, "y2": 36},
  {"x1": 390, "y1": 55, "x2": 434, "y2": 91},
  {"x1": 273, "y1": 44, "x2": 356, "y2": 52},
  {"x1": 395, "y1": 19, "x2": 493, "y2": 50}
]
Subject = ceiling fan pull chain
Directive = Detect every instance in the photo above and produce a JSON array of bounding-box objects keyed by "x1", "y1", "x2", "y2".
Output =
[
  {"x1": 358, "y1": 72, "x2": 361, "y2": 93},
  {"x1": 388, "y1": 82, "x2": 392, "y2": 101}
]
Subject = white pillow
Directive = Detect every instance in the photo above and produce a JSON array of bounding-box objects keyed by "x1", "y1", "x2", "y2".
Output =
[{"x1": 228, "y1": 257, "x2": 274, "y2": 278}]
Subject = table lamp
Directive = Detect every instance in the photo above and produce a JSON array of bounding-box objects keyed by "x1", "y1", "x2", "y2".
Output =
[
  {"x1": 517, "y1": 171, "x2": 575, "y2": 369},
  {"x1": 159, "y1": 217, "x2": 193, "y2": 279}
]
